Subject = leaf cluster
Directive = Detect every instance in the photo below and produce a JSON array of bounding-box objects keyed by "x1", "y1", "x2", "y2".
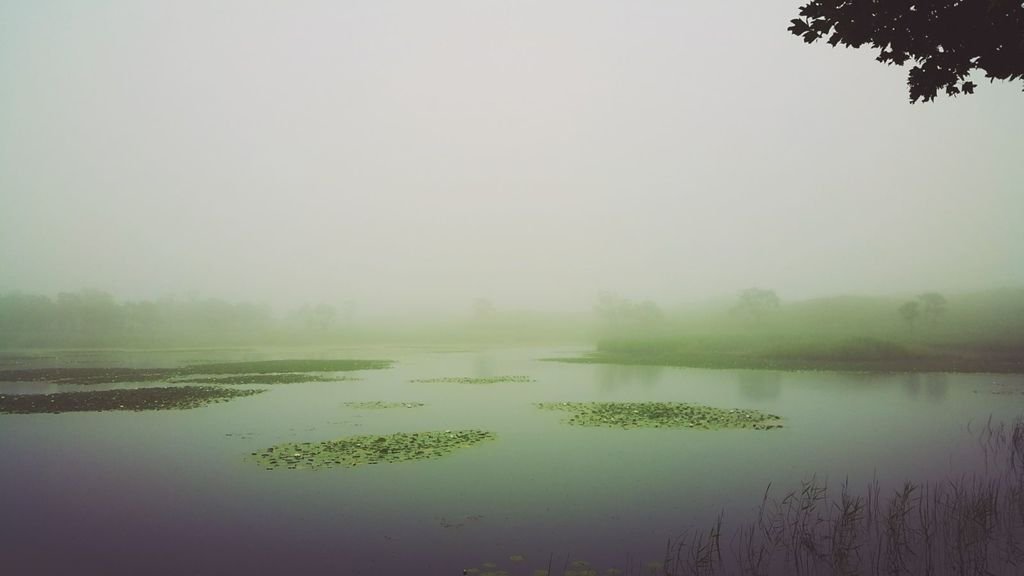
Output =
[{"x1": 789, "y1": 0, "x2": 1024, "y2": 102}]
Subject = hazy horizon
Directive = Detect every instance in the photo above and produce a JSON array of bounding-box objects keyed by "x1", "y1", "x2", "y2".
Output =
[{"x1": 3, "y1": 1, "x2": 1023, "y2": 316}]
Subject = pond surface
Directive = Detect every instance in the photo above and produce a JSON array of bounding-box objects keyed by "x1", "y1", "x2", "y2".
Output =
[{"x1": 1, "y1": 346, "x2": 1022, "y2": 575}]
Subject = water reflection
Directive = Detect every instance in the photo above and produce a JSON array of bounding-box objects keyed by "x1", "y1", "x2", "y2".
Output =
[
  {"x1": 472, "y1": 351, "x2": 496, "y2": 377},
  {"x1": 736, "y1": 371, "x2": 782, "y2": 401},
  {"x1": 594, "y1": 364, "x2": 664, "y2": 391},
  {"x1": 901, "y1": 373, "x2": 949, "y2": 401}
]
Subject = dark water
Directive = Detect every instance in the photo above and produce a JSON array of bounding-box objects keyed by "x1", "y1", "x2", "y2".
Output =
[{"x1": 1, "y1": 347, "x2": 1022, "y2": 575}]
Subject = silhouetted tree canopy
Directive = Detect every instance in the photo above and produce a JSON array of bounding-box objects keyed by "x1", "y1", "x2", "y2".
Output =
[{"x1": 789, "y1": 0, "x2": 1024, "y2": 102}]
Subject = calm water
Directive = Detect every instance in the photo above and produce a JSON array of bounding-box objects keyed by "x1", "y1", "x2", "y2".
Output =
[{"x1": 1, "y1": 346, "x2": 1022, "y2": 575}]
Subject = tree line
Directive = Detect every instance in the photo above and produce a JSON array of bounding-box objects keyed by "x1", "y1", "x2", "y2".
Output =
[{"x1": 0, "y1": 290, "x2": 347, "y2": 348}]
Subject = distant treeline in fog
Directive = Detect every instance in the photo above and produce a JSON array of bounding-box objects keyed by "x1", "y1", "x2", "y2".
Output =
[
  {"x1": 0, "y1": 291, "x2": 391, "y2": 348},
  {"x1": 587, "y1": 288, "x2": 1024, "y2": 373},
  {"x1": 0, "y1": 290, "x2": 590, "y2": 348},
  {"x1": 1, "y1": 288, "x2": 1022, "y2": 355}
]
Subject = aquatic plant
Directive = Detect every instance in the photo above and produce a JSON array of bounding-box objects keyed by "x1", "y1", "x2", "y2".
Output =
[
  {"x1": 175, "y1": 373, "x2": 359, "y2": 385},
  {"x1": 0, "y1": 386, "x2": 265, "y2": 414},
  {"x1": 181, "y1": 359, "x2": 392, "y2": 375},
  {"x1": 652, "y1": 416, "x2": 1024, "y2": 575},
  {"x1": 251, "y1": 430, "x2": 496, "y2": 470},
  {"x1": 535, "y1": 402, "x2": 782, "y2": 430},
  {"x1": 0, "y1": 359, "x2": 392, "y2": 386},
  {"x1": 410, "y1": 375, "x2": 534, "y2": 384},
  {"x1": 343, "y1": 401, "x2": 425, "y2": 409},
  {"x1": 0, "y1": 367, "x2": 172, "y2": 385}
]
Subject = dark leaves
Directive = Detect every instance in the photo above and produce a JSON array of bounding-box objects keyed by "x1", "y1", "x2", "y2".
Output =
[
  {"x1": 789, "y1": 18, "x2": 811, "y2": 36},
  {"x1": 791, "y1": 0, "x2": 1024, "y2": 102}
]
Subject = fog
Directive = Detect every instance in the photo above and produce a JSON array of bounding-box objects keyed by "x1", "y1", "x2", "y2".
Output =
[{"x1": 2, "y1": 0, "x2": 1023, "y2": 316}]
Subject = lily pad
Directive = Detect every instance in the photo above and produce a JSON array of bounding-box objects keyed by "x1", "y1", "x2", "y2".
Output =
[
  {"x1": 535, "y1": 402, "x2": 782, "y2": 430},
  {"x1": 251, "y1": 430, "x2": 497, "y2": 470}
]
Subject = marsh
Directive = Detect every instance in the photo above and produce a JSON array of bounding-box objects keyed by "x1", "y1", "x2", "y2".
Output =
[{"x1": 1, "y1": 346, "x2": 1022, "y2": 575}]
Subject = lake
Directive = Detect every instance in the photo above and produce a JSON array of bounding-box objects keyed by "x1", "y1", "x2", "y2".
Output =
[{"x1": 1, "y1": 346, "x2": 1022, "y2": 575}]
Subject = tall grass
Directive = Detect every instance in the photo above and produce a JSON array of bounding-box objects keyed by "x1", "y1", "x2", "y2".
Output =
[{"x1": 658, "y1": 416, "x2": 1024, "y2": 576}]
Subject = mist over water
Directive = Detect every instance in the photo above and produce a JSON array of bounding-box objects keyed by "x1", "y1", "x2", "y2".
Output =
[
  {"x1": 2, "y1": 1, "x2": 1023, "y2": 315},
  {"x1": 2, "y1": 4, "x2": 1024, "y2": 575}
]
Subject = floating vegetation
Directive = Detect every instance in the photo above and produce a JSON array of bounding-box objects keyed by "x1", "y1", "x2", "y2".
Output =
[
  {"x1": 0, "y1": 359, "x2": 392, "y2": 386},
  {"x1": 251, "y1": 430, "x2": 496, "y2": 470},
  {"x1": 181, "y1": 359, "x2": 392, "y2": 375},
  {"x1": 410, "y1": 375, "x2": 534, "y2": 384},
  {"x1": 343, "y1": 401, "x2": 425, "y2": 409},
  {"x1": 175, "y1": 373, "x2": 359, "y2": 385},
  {"x1": 535, "y1": 402, "x2": 782, "y2": 430},
  {"x1": 0, "y1": 386, "x2": 265, "y2": 414},
  {"x1": 0, "y1": 367, "x2": 172, "y2": 385}
]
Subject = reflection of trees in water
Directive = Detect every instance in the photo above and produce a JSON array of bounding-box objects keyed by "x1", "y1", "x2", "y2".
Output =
[
  {"x1": 736, "y1": 371, "x2": 782, "y2": 401},
  {"x1": 472, "y1": 352, "x2": 495, "y2": 377},
  {"x1": 901, "y1": 373, "x2": 949, "y2": 401},
  {"x1": 595, "y1": 364, "x2": 664, "y2": 391}
]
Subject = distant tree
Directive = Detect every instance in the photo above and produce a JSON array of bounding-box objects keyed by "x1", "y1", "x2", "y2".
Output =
[
  {"x1": 310, "y1": 304, "x2": 337, "y2": 330},
  {"x1": 918, "y1": 292, "x2": 947, "y2": 324},
  {"x1": 472, "y1": 298, "x2": 496, "y2": 321},
  {"x1": 789, "y1": 0, "x2": 1024, "y2": 102},
  {"x1": 733, "y1": 288, "x2": 781, "y2": 322},
  {"x1": 633, "y1": 300, "x2": 665, "y2": 325},
  {"x1": 594, "y1": 292, "x2": 664, "y2": 330},
  {"x1": 594, "y1": 292, "x2": 631, "y2": 327},
  {"x1": 898, "y1": 300, "x2": 920, "y2": 329},
  {"x1": 290, "y1": 303, "x2": 338, "y2": 331}
]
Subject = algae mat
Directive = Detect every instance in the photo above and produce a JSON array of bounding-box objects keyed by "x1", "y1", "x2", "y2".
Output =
[
  {"x1": 536, "y1": 402, "x2": 782, "y2": 430},
  {"x1": 251, "y1": 430, "x2": 496, "y2": 470}
]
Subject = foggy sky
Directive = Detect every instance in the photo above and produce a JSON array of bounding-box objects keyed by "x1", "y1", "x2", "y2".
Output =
[{"x1": 2, "y1": 0, "x2": 1022, "y2": 315}]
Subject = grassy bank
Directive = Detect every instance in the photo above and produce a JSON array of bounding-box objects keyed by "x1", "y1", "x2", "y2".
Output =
[
  {"x1": 555, "y1": 289, "x2": 1024, "y2": 374},
  {"x1": 555, "y1": 334, "x2": 1024, "y2": 373}
]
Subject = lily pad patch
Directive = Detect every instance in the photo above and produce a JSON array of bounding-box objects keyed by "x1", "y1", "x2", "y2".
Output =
[
  {"x1": 251, "y1": 430, "x2": 496, "y2": 470},
  {"x1": 536, "y1": 402, "x2": 782, "y2": 430}
]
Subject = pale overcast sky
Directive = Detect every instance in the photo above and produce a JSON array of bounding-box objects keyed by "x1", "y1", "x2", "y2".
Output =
[{"x1": 1, "y1": 1, "x2": 1022, "y2": 314}]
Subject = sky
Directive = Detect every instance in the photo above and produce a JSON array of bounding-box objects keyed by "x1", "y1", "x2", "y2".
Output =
[{"x1": 1, "y1": 0, "x2": 1022, "y2": 315}]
